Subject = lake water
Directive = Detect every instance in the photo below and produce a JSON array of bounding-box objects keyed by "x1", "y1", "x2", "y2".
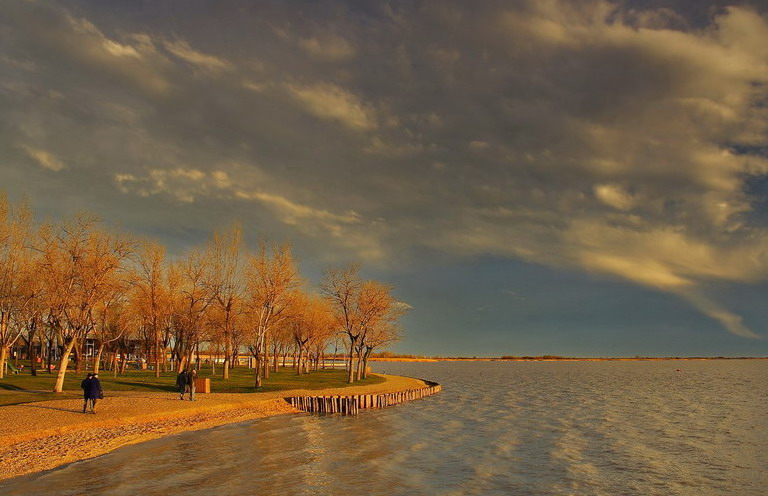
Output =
[{"x1": 2, "y1": 360, "x2": 766, "y2": 495}]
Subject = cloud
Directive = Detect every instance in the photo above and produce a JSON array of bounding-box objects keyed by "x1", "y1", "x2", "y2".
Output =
[
  {"x1": 162, "y1": 40, "x2": 232, "y2": 71},
  {"x1": 285, "y1": 82, "x2": 378, "y2": 130},
  {"x1": 299, "y1": 35, "x2": 356, "y2": 61},
  {"x1": 235, "y1": 190, "x2": 360, "y2": 226},
  {"x1": 593, "y1": 184, "x2": 635, "y2": 211},
  {"x1": 0, "y1": 3, "x2": 171, "y2": 96},
  {"x1": 20, "y1": 145, "x2": 65, "y2": 171},
  {"x1": 113, "y1": 165, "x2": 385, "y2": 261},
  {"x1": 115, "y1": 168, "x2": 206, "y2": 202},
  {"x1": 676, "y1": 290, "x2": 760, "y2": 339}
]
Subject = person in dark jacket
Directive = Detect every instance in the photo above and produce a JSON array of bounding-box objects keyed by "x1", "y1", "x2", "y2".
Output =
[
  {"x1": 80, "y1": 373, "x2": 93, "y2": 413},
  {"x1": 186, "y1": 369, "x2": 197, "y2": 401},
  {"x1": 176, "y1": 370, "x2": 188, "y2": 400},
  {"x1": 81, "y1": 373, "x2": 103, "y2": 413}
]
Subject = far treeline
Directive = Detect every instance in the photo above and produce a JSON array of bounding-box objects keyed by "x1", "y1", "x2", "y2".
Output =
[{"x1": 0, "y1": 194, "x2": 407, "y2": 390}]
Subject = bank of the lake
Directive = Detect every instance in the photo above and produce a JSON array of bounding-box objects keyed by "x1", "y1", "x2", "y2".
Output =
[{"x1": 0, "y1": 374, "x2": 428, "y2": 481}]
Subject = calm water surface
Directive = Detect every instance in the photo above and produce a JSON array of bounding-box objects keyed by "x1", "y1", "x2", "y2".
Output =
[{"x1": 2, "y1": 360, "x2": 766, "y2": 495}]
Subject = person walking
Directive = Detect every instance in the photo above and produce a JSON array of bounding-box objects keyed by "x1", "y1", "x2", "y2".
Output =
[
  {"x1": 81, "y1": 372, "x2": 103, "y2": 413},
  {"x1": 80, "y1": 373, "x2": 93, "y2": 413},
  {"x1": 187, "y1": 368, "x2": 198, "y2": 401},
  {"x1": 91, "y1": 373, "x2": 103, "y2": 413},
  {"x1": 176, "y1": 369, "x2": 188, "y2": 400}
]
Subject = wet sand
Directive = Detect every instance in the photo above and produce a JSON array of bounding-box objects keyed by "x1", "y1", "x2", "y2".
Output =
[{"x1": 0, "y1": 374, "x2": 426, "y2": 482}]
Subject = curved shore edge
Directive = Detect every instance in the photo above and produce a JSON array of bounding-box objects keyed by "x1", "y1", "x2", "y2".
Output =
[{"x1": 0, "y1": 374, "x2": 435, "y2": 482}]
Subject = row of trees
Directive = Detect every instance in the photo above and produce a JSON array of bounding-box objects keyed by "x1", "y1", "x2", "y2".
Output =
[{"x1": 0, "y1": 194, "x2": 406, "y2": 390}]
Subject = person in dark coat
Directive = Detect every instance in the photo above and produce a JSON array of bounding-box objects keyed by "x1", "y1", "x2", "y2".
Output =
[
  {"x1": 186, "y1": 369, "x2": 197, "y2": 401},
  {"x1": 81, "y1": 373, "x2": 103, "y2": 413},
  {"x1": 80, "y1": 373, "x2": 93, "y2": 413},
  {"x1": 176, "y1": 370, "x2": 188, "y2": 400}
]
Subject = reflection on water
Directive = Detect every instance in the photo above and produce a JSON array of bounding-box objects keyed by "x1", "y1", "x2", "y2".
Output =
[{"x1": 2, "y1": 360, "x2": 767, "y2": 495}]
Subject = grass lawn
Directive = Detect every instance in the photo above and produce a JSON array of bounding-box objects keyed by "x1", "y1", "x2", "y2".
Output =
[{"x1": 0, "y1": 361, "x2": 385, "y2": 407}]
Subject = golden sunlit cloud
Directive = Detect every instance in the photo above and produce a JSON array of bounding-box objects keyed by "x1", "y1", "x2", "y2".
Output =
[
  {"x1": 20, "y1": 145, "x2": 65, "y2": 171},
  {"x1": 285, "y1": 82, "x2": 378, "y2": 130},
  {"x1": 163, "y1": 40, "x2": 232, "y2": 71}
]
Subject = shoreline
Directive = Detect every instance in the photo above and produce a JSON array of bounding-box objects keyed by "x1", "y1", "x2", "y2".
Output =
[{"x1": 0, "y1": 374, "x2": 427, "y2": 482}]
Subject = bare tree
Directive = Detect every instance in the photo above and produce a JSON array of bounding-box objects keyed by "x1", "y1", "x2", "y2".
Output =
[
  {"x1": 244, "y1": 243, "x2": 300, "y2": 387},
  {"x1": 0, "y1": 196, "x2": 37, "y2": 378},
  {"x1": 351, "y1": 281, "x2": 403, "y2": 381},
  {"x1": 358, "y1": 304, "x2": 407, "y2": 379},
  {"x1": 132, "y1": 241, "x2": 169, "y2": 377},
  {"x1": 321, "y1": 265, "x2": 407, "y2": 383},
  {"x1": 287, "y1": 291, "x2": 334, "y2": 375},
  {"x1": 320, "y1": 265, "x2": 362, "y2": 383},
  {"x1": 204, "y1": 225, "x2": 244, "y2": 380},
  {"x1": 90, "y1": 270, "x2": 133, "y2": 374},
  {"x1": 38, "y1": 214, "x2": 134, "y2": 393},
  {"x1": 172, "y1": 249, "x2": 212, "y2": 372}
]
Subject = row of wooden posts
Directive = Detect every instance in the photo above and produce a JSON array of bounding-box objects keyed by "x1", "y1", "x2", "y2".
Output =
[{"x1": 285, "y1": 381, "x2": 441, "y2": 415}]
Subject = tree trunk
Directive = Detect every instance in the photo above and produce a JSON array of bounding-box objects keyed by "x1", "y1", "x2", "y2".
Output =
[
  {"x1": 347, "y1": 339, "x2": 356, "y2": 384},
  {"x1": 30, "y1": 340, "x2": 38, "y2": 376},
  {"x1": 74, "y1": 339, "x2": 84, "y2": 373},
  {"x1": 154, "y1": 328, "x2": 161, "y2": 378},
  {"x1": 223, "y1": 337, "x2": 231, "y2": 380},
  {"x1": 272, "y1": 348, "x2": 279, "y2": 372},
  {"x1": 0, "y1": 345, "x2": 7, "y2": 379},
  {"x1": 46, "y1": 339, "x2": 53, "y2": 373},
  {"x1": 262, "y1": 349, "x2": 270, "y2": 379},
  {"x1": 93, "y1": 343, "x2": 106, "y2": 374},
  {"x1": 356, "y1": 349, "x2": 364, "y2": 381},
  {"x1": 362, "y1": 348, "x2": 372, "y2": 379},
  {"x1": 295, "y1": 347, "x2": 303, "y2": 375},
  {"x1": 53, "y1": 338, "x2": 77, "y2": 393},
  {"x1": 253, "y1": 354, "x2": 262, "y2": 388}
]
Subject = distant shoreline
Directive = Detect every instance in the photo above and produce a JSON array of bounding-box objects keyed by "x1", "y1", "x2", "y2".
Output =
[{"x1": 371, "y1": 356, "x2": 768, "y2": 362}]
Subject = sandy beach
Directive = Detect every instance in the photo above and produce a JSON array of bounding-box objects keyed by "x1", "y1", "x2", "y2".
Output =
[{"x1": 0, "y1": 374, "x2": 426, "y2": 482}]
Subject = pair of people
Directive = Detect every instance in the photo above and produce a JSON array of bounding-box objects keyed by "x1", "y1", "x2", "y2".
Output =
[
  {"x1": 175, "y1": 369, "x2": 198, "y2": 401},
  {"x1": 80, "y1": 372, "x2": 103, "y2": 414}
]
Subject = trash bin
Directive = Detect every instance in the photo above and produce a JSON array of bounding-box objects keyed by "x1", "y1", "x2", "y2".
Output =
[{"x1": 194, "y1": 377, "x2": 211, "y2": 393}]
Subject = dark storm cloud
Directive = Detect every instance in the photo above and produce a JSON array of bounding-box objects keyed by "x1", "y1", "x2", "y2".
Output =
[{"x1": 2, "y1": 0, "x2": 768, "y2": 337}]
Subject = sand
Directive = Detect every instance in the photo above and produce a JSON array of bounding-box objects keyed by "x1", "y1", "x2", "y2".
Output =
[{"x1": 0, "y1": 374, "x2": 426, "y2": 482}]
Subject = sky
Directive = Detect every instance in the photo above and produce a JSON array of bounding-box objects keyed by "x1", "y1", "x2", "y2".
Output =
[{"x1": 2, "y1": 0, "x2": 768, "y2": 357}]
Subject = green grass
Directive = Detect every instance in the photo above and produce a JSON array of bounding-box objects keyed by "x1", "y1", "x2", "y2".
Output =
[{"x1": 0, "y1": 361, "x2": 385, "y2": 407}]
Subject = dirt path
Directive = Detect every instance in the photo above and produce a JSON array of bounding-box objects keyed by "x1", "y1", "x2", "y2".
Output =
[{"x1": 0, "y1": 374, "x2": 426, "y2": 482}]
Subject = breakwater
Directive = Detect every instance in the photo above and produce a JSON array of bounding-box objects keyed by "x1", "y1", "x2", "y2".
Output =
[{"x1": 285, "y1": 380, "x2": 441, "y2": 415}]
